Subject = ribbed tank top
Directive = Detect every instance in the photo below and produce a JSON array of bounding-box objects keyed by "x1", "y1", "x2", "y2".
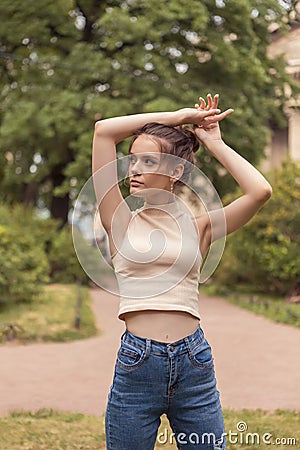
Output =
[{"x1": 110, "y1": 198, "x2": 202, "y2": 321}]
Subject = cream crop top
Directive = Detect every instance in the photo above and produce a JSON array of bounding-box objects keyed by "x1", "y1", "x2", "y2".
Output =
[{"x1": 110, "y1": 198, "x2": 202, "y2": 321}]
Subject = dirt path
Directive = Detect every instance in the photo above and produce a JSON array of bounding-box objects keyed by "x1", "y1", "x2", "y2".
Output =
[{"x1": 0, "y1": 288, "x2": 299, "y2": 417}]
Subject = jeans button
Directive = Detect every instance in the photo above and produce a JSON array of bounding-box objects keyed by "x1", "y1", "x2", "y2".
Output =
[{"x1": 169, "y1": 345, "x2": 174, "y2": 351}]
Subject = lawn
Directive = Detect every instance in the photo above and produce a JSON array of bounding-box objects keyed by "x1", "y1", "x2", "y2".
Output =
[
  {"x1": 201, "y1": 284, "x2": 300, "y2": 328},
  {"x1": 0, "y1": 284, "x2": 98, "y2": 344},
  {"x1": 0, "y1": 408, "x2": 298, "y2": 449}
]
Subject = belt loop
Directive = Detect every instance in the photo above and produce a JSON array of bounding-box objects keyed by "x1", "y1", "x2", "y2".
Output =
[
  {"x1": 121, "y1": 330, "x2": 126, "y2": 342},
  {"x1": 145, "y1": 338, "x2": 151, "y2": 357},
  {"x1": 190, "y1": 324, "x2": 203, "y2": 347},
  {"x1": 184, "y1": 336, "x2": 193, "y2": 358},
  {"x1": 196, "y1": 323, "x2": 204, "y2": 343}
]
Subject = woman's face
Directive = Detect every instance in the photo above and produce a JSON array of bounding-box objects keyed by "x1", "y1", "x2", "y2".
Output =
[{"x1": 128, "y1": 135, "x2": 173, "y2": 201}]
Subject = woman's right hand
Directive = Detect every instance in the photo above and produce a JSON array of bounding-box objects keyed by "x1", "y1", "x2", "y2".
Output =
[
  {"x1": 193, "y1": 94, "x2": 234, "y2": 144},
  {"x1": 177, "y1": 106, "x2": 221, "y2": 127}
]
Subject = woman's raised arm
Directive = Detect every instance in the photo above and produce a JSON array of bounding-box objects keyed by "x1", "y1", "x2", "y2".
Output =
[
  {"x1": 92, "y1": 107, "x2": 221, "y2": 237},
  {"x1": 192, "y1": 94, "x2": 272, "y2": 256},
  {"x1": 93, "y1": 108, "x2": 221, "y2": 143}
]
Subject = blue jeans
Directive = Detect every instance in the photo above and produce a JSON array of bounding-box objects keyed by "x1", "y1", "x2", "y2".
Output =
[{"x1": 105, "y1": 324, "x2": 226, "y2": 449}]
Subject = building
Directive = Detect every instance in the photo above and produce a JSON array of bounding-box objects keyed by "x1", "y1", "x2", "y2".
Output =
[{"x1": 263, "y1": 22, "x2": 300, "y2": 170}]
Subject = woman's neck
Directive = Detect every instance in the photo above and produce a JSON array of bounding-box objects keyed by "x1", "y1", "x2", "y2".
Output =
[{"x1": 144, "y1": 192, "x2": 175, "y2": 206}]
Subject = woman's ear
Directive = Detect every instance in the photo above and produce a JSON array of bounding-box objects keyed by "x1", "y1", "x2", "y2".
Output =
[{"x1": 172, "y1": 164, "x2": 184, "y2": 180}]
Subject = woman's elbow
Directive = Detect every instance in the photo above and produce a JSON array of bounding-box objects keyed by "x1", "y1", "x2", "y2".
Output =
[
  {"x1": 257, "y1": 184, "x2": 273, "y2": 203},
  {"x1": 94, "y1": 121, "x2": 104, "y2": 136}
]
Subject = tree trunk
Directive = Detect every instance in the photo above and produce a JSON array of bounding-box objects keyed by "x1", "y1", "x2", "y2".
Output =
[
  {"x1": 22, "y1": 181, "x2": 39, "y2": 206},
  {"x1": 50, "y1": 167, "x2": 69, "y2": 227}
]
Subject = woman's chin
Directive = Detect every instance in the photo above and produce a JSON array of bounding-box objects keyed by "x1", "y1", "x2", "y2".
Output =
[{"x1": 129, "y1": 186, "x2": 145, "y2": 197}]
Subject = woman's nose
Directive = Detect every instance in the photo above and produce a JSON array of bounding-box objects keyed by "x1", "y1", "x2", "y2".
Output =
[{"x1": 129, "y1": 161, "x2": 142, "y2": 175}]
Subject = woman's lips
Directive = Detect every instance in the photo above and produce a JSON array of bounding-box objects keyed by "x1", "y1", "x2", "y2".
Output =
[{"x1": 130, "y1": 180, "x2": 143, "y2": 185}]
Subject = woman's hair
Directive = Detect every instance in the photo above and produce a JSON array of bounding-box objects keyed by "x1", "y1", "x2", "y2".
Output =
[{"x1": 128, "y1": 122, "x2": 199, "y2": 190}]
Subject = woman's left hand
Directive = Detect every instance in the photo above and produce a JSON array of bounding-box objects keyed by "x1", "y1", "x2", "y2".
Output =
[{"x1": 193, "y1": 94, "x2": 234, "y2": 144}]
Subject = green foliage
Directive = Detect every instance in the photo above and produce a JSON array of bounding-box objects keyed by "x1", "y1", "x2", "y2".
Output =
[
  {"x1": 213, "y1": 161, "x2": 300, "y2": 295},
  {"x1": 0, "y1": 224, "x2": 49, "y2": 304},
  {"x1": 0, "y1": 0, "x2": 299, "y2": 221},
  {"x1": 48, "y1": 226, "x2": 89, "y2": 284},
  {"x1": 0, "y1": 202, "x2": 88, "y2": 302},
  {"x1": 201, "y1": 284, "x2": 300, "y2": 328},
  {"x1": 0, "y1": 202, "x2": 56, "y2": 303},
  {"x1": 0, "y1": 201, "x2": 59, "y2": 244},
  {"x1": 0, "y1": 408, "x2": 299, "y2": 450},
  {"x1": 0, "y1": 284, "x2": 98, "y2": 344}
]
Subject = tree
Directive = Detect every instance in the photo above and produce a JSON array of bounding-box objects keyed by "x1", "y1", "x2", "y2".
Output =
[
  {"x1": 0, "y1": 0, "x2": 299, "y2": 222},
  {"x1": 212, "y1": 160, "x2": 300, "y2": 297}
]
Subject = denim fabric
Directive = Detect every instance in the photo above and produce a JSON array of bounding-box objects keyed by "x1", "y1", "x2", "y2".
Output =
[{"x1": 105, "y1": 324, "x2": 226, "y2": 449}]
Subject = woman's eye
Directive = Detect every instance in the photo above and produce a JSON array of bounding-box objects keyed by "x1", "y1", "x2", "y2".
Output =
[{"x1": 145, "y1": 159, "x2": 154, "y2": 164}]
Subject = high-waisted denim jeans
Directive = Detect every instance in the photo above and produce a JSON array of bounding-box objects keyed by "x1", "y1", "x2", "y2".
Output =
[{"x1": 105, "y1": 324, "x2": 226, "y2": 449}]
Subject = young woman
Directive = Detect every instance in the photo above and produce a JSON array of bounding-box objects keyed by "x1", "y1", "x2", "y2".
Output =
[{"x1": 92, "y1": 94, "x2": 272, "y2": 450}]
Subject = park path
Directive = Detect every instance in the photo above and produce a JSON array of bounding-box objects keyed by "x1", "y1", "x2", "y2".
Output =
[{"x1": 0, "y1": 288, "x2": 299, "y2": 417}]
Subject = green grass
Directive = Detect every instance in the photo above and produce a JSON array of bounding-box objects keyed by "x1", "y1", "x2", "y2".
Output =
[
  {"x1": 0, "y1": 284, "x2": 98, "y2": 344},
  {"x1": 0, "y1": 408, "x2": 298, "y2": 449},
  {"x1": 201, "y1": 283, "x2": 300, "y2": 328}
]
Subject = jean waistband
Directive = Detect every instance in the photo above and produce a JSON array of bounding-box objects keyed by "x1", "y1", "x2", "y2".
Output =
[{"x1": 121, "y1": 323, "x2": 205, "y2": 356}]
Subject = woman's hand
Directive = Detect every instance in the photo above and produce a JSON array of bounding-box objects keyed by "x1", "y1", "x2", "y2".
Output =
[
  {"x1": 177, "y1": 105, "x2": 221, "y2": 127},
  {"x1": 193, "y1": 94, "x2": 234, "y2": 144}
]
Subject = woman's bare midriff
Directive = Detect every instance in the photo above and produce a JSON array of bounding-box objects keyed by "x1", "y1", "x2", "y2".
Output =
[{"x1": 123, "y1": 310, "x2": 200, "y2": 343}]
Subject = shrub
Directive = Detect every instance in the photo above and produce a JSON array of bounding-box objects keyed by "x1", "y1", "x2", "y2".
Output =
[
  {"x1": 48, "y1": 226, "x2": 89, "y2": 284},
  {"x1": 212, "y1": 160, "x2": 300, "y2": 296},
  {"x1": 0, "y1": 224, "x2": 49, "y2": 303},
  {"x1": 0, "y1": 202, "x2": 89, "y2": 291}
]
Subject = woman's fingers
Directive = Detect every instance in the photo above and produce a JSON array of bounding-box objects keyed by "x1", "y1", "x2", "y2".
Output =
[
  {"x1": 206, "y1": 108, "x2": 234, "y2": 121},
  {"x1": 198, "y1": 97, "x2": 206, "y2": 109},
  {"x1": 201, "y1": 108, "x2": 221, "y2": 117},
  {"x1": 201, "y1": 108, "x2": 234, "y2": 126},
  {"x1": 193, "y1": 97, "x2": 234, "y2": 125},
  {"x1": 213, "y1": 94, "x2": 219, "y2": 109},
  {"x1": 206, "y1": 93, "x2": 213, "y2": 110},
  {"x1": 198, "y1": 93, "x2": 220, "y2": 111},
  {"x1": 216, "y1": 108, "x2": 234, "y2": 120},
  {"x1": 203, "y1": 123, "x2": 216, "y2": 130}
]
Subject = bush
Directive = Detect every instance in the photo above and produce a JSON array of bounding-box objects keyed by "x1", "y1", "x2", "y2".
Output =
[
  {"x1": 48, "y1": 226, "x2": 89, "y2": 284},
  {"x1": 0, "y1": 224, "x2": 49, "y2": 303},
  {"x1": 0, "y1": 203, "x2": 88, "y2": 303},
  {"x1": 0, "y1": 202, "x2": 59, "y2": 252},
  {"x1": 212, "y1": 160, "x2": 300, "y2": 296}
]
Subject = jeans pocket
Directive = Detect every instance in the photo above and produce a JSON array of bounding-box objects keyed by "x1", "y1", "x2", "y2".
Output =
[
  {"x1": 116, "y1": 341, "x2": 147, "y2": 372},
  {"x1": 188, "y1": 339, "x2": 214, "y2": 370}
]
